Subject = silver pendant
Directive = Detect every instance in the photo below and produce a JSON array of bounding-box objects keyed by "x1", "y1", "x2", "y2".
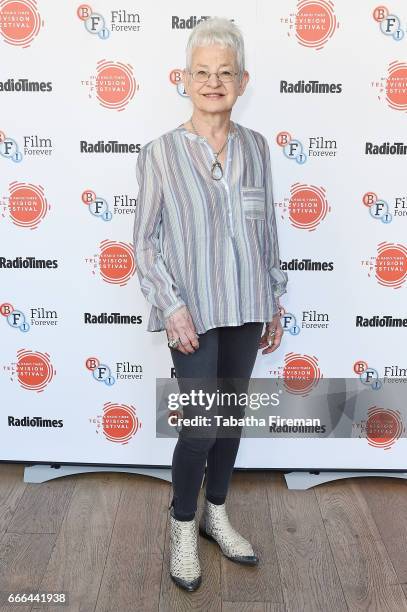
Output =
[{"x1": 211, "y1": 161, "x2": 223, "y2": 180}]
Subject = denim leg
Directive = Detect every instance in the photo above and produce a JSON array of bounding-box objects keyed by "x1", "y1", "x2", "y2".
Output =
[{"x1": 205, "y1": 323, "x2": 264, "y2": 504}]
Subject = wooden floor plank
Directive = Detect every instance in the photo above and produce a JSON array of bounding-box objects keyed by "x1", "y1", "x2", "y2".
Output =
[
  {"x1": 222, "y1": 604, "x2": 286, "y2": 612},
  {"x1": 0, "y1": 533, "x2": 56, "y2": 612},
  {"x1": 315, "y1": 480, "x2": 407, "y2": 611},
  {"x1": 0, "y1": 464, "x2": 28, "y2": 539},
  {"x1": 31, "y1": 473, "x2": 123, "y2": 612},
  {"x1": 95, "y1": 474, "x2": 169, "y2": 611},
  {"x1": 6, "y1": 471, "x2": 76, "y2": 535},
  {"x1": 218, "y1": 472, "x2": 284, "y2": 603},
  {"x1": 359, "y1": 477, "x2": 407, "y2": 584},
  {"x1": 266, "y1": 473, "x2": 348, "y2": 612}
]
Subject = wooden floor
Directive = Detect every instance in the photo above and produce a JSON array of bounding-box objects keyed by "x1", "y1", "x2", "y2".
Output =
[{"x1": 0, "y1": 465, "x2": 406, "y2": 611}]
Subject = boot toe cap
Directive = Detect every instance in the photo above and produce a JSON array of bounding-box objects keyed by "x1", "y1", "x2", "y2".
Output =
[
  {"x1": 228, "y1": 553, "x2": 259, "y2": 566},
  {"x1": 171, "y1": 573, "x2": 202, "y2": 591}
]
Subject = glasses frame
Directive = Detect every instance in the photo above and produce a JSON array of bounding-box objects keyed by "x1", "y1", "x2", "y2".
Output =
[{"x1": 188, "y1": 70, "x2": 240, "y2": 83}]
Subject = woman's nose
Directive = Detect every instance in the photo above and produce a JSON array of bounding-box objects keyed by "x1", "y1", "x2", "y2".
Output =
[{"x1": 207, "y1": 73, "x2": 222, "y2": 86}]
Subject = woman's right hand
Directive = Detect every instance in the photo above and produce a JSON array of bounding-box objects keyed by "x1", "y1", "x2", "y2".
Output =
[{"x1": 164, "y1": 305, "x2": 200, "y2": 354}]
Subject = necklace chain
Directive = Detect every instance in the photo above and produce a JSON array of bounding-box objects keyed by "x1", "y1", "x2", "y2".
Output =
[{"x1": 189, "y1": 118, "x2": 233, "y2": 180}]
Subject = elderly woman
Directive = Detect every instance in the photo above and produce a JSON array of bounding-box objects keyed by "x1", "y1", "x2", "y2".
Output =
[{"x1": 133, "y1": 16, "x2": 288, "y2": 591}]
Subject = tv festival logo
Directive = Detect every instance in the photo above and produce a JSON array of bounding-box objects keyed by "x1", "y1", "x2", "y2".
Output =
[
  {"x1": 372, "y1": 6, "x2": 405, "y2": 41},
  {"x1": 5, "y1": 349, "x2": 55, "y2": 392},
  {"x1": 77, "y1": 5, "x2": 141, "y2": 39},
  {"x1": 362, "y1": 191, "x2": 407, "y2": 223},
  {"x1": 1, "y1": 182, "x2": 50, "y2": 228},
  {"x1": 85, "y1": 239, "x2": 136, "y2": 286},
  {"x1": 276, "y1": 131, "x2": 337, "y2": 163},
  {"x1": 0, "y1": 130, "x2": 22, "y2": 162},
  {"x1": 281, "y1": 0, "x2": 339, "y2": 50},
  {"x1": 353, "y1": 407, "x2": 405, "y2": 450},
  {"x1": 82, "y1": 189, "x2": 137, "y2": 221},
  {"x1": 1, "y1": 302, "x2": 59, "y2": 331},
  {"x1": 279, "y1": 183, "x2": 330, "y2": 230},
  {"x1": 0, "y1": 0, "x2": 43, "y2": 47},
  {"x1": 374, "y1": 61, "x2": 407, "y2": 113},
  {"x1": 362, "y1": 242, "x2": 407, "y2": 288},
  {"x1": 271, "y1": 353, "x2": 323, "y2": 396},
  {"x1": 90, "y1": 402, "x2": 142, "y2": 444},
  {"x1": 83, "y1": 60, "x2": 138, "y2": 111}
]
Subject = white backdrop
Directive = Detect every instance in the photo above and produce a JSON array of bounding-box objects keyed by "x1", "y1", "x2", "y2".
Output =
[{"x1": 1, "y1": 0, "x2": 406, "y2": 469}]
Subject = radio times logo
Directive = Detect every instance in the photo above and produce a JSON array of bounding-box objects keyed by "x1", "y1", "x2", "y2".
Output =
[
  {"x1": 356, "y1": 313, "x2": 407, "y2": 328},
  {"x1": 4, "y1": 349, "x2": 55, "y2": 392},
  {"x1": 82, "y1": 189, "x2": 136, "y2": 221},
  {"x1": 85, "y1": 356, "x2": 143, "y2": 385},
  {"x1": 85, "y1": 239, "x2": 136, "y2": 285},
  {"x1": 362, "y1": 242, "x2": 407, "y2": 288},
  {"x1": 373, "y1": 6, "x2": 405, "y2": 41},
  {"x1": 281, "y1": 0, "x2": 339, "y2": 50},
  {"x1": 362, "y1": 192, "x2": 407, "y2": 223},
  {"x1": 1, "y1": 302, "x2": 58, "y2": 331},
  {"x1": 278, "y1": 183, "x2": 330, "y2": 230},
  {"x1": 280, "y1": 257, "x2": 334, "y2": 273},
  {"x1": 0, "y1": 0, "x2": 43, "y2": 47},
  {"x1": 90, "y1": 402, "x2": 142, "y2": 444},
  {"x1": 271, "y1": 353, "x2": 323, "y2": 396},
  {"x1": 1, "y1": 182, "x2": 50, "y2": 228},
  {"x1": 373, "y1": 61, "x2": 407, "y2": 113},
  {"x1": 276, "y1": 131, "x2": 337, "y2": 163},
  {"x1": 280, "y1": 79, "x2": 342, "y2": 94},
  {"x1": 77, "y1": 5, "x2": 141, "y2": 39},
  {"x1": 82, "y1": 60, "x2": 138, "y2": 110}
]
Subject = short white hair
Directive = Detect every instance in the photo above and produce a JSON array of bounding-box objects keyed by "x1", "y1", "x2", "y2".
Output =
[{"x1": 185, "y1": 17, "x2": 245, "y2": 76}]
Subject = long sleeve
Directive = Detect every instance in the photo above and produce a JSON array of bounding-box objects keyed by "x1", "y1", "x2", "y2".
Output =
[
  {"x1": 262, "y1": 135, "x2": 288, "y2": 300},
  {"x1": 133, "y1": 144, "x2": 186, "y2": 319}
]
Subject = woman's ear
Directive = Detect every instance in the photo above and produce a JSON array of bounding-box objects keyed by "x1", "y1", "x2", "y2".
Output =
[{"x1": 239, "y1": 70, "x2": 250, "y2": 95}]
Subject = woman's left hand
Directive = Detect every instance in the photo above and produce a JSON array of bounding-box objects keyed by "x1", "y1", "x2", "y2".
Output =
[{"x1": 259, "y1": 310, "x2": 283, "y2": 355}]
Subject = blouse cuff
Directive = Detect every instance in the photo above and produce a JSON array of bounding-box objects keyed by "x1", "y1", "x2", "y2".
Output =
[{"x1": 163, "y1": 299, "x2": 187, "y2": 320}]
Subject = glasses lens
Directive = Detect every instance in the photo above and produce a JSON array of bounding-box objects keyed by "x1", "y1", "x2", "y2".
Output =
[
  {"x1": 194, "y1": 70, "x2": 209, "y2": 82},
  {"x1": 218, "y1": 71, "x2": 234, "y2": 82}
]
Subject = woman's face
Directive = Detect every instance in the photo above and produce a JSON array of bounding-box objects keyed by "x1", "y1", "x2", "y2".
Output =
[{"x1": 182, "y1": 44, "x2": 249, "y2": 115}]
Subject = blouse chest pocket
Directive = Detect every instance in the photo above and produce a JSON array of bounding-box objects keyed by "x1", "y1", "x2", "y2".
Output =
[{"x1": 241, "y1": 186, "x2": 266, "y2": 220}]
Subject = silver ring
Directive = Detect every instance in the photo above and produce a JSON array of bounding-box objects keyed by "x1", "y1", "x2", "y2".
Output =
[{"x1": 168, "y1": 337, "x2": 181, "y2": 349}]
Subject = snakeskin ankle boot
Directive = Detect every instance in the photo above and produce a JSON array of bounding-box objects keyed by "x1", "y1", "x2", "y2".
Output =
[
  {"x1": 199, "y1": 498, "x2": 259, "y2": 565},
  {"x1": 169, "y1": 505, "x2": 202, "y2": 591}
]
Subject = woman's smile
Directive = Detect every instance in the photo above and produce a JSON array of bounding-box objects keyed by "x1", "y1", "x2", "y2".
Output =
[{"x1": 202, "y1": 93, "x2": 225, "y2": 98}]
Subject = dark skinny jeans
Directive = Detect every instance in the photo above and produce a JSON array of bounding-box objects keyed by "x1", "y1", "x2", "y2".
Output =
[{"x1": 169, "y1": 322, "x2": 264, "y2": 521}]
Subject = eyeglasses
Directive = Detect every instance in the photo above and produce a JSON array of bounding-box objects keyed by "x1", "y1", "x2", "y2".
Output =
[{"x1": 188, "y1": 70, "x2": 239, "y2": 83}]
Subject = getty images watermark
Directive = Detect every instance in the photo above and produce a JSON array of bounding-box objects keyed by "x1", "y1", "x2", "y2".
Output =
[{"x1": 153, "y1": 377, "x2": 407, "y2": 440}]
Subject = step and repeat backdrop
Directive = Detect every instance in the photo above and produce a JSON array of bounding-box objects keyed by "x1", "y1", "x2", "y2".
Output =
[{"x1": 1, "y1": 1, "x2": 406, "y2": 470}]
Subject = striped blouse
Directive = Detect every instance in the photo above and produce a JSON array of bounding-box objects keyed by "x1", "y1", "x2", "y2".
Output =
[{"x1": 133, "y1": 121, "x2": 288, "y2": 334}]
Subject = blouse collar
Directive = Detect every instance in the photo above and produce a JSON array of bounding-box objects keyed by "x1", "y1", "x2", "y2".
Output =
[{"x1": 178, "y1": 123, "x2": 238, "y2": 143}]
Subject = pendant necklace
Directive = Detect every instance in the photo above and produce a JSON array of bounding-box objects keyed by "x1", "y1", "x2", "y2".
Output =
[{"x1": 190, "y1": 118, "x2": 232, "y2": 180}]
